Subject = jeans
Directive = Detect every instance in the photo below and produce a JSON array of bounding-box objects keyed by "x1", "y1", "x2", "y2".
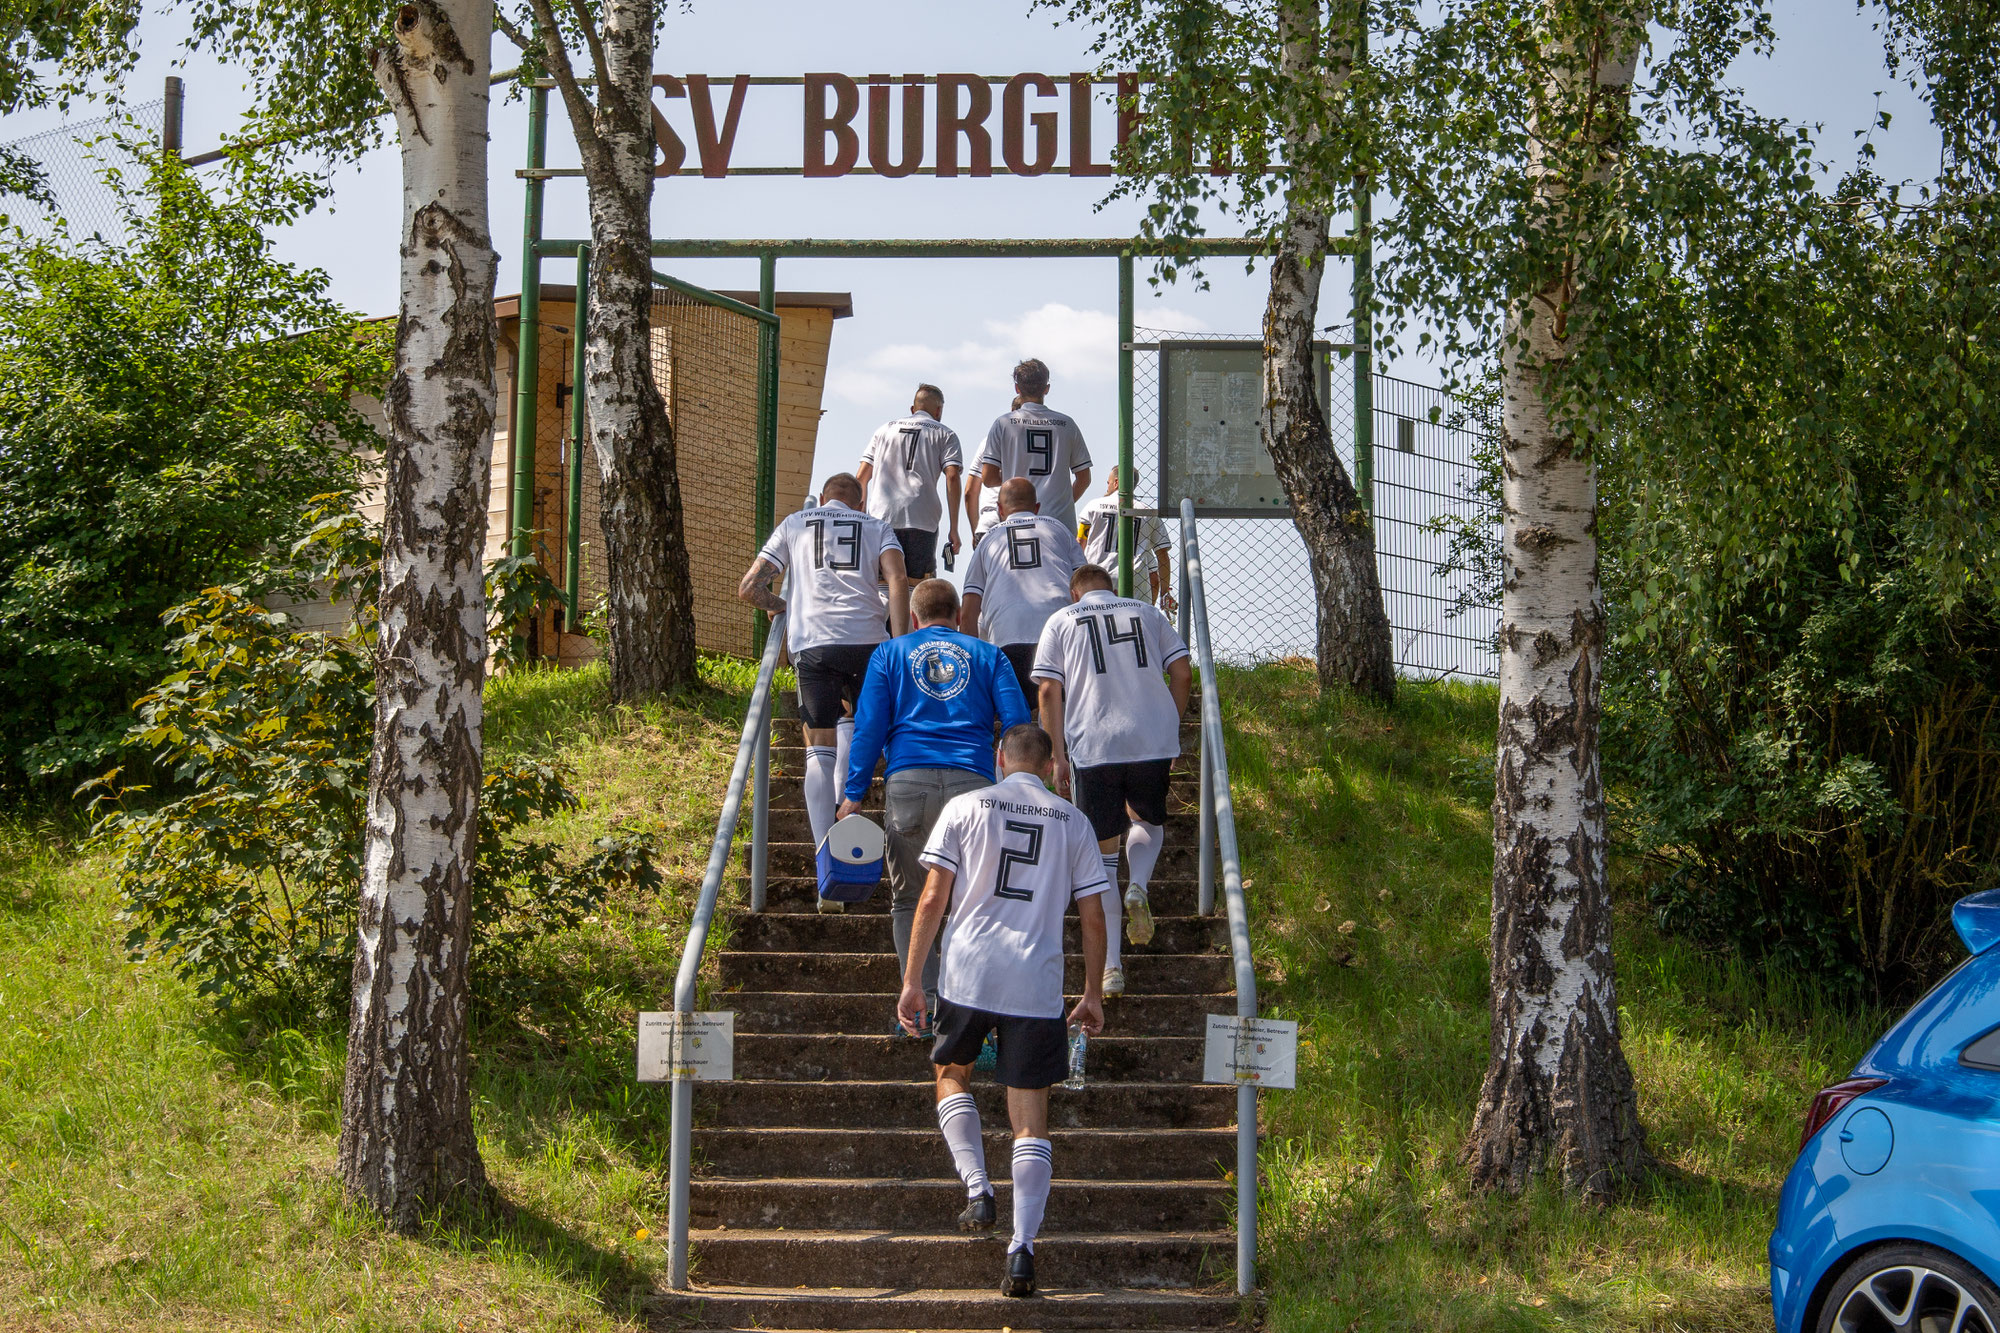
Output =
[{"x1": 884, "y1": 765, "x2": 990, "y2": 1004}]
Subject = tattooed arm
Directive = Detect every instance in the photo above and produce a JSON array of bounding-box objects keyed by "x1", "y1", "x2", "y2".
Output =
[{"x1": 738, "y1": 557, "x2": 786, "y2": 616}]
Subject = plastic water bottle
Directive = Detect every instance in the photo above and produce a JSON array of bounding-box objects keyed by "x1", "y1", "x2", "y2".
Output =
[
  {"x1": 943, "y1": 542, "x2": 956, "y2": 572},
  {"x1": 1063, "y1": 1025, "x2": 1088, "y2": 1091}
]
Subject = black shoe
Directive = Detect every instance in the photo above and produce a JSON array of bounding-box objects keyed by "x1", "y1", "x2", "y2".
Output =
[
  {"x1": 1001, "y1": 1247, "x2": 1036, "y2": 1297},
  {"x1": 957, "y1": 1191, "x2": 996, "y2": 1232}
]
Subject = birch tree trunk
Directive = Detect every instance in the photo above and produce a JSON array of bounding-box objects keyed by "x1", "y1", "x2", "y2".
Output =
[
  {"x1": 1462, "y1": 4, "x2": 1649, "y2": 1200},
  {"x1": 523, "y1": 0, "x2": 697, "y2": 698},
  {"x1": 338, "y1": 0, "x2": 496, "y2": 1230},
  {"x1": 1264, "y1": 0, "x2": 1395, "y2": 703}
]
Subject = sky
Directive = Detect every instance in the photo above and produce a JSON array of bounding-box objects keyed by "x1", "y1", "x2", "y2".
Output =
[{"x1": 0, "y1": 0, "x2": 1944, "y2": 517}]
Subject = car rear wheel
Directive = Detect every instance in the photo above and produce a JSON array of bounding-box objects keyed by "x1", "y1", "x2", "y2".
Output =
[{"x1": 1817, "y1": 1243, "x2": 2000, "y2": 1333}]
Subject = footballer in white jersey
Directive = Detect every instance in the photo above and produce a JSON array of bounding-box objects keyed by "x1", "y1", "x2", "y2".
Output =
[
  {"x1": 856, "y1": 385, "x2": 963, "y2": 579},
  {"x1": 1031, "y1": 564, "x2": 1193, "y2": 989},
  {"x1": 975, "y1": 360, "x2": 1092, "y2": 531},
  {"x1": 897, "y1": 723, "x2": 1108, "y2": 1295},
  {"x1": 959, "y1": 480, "x2": 1085, "y2": 709},
  {"x1": 1078, "y1": 483, "x2": 1172, "y2": 608},
  {"x1": 739, "y1": 473, "x2": 910, "y2": 858}
]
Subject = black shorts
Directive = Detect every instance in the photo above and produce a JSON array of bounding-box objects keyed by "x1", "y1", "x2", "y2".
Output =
[
  {"x1": 1001, "y1": 643, "x2": 1039, "y2": 711},
  {"x1": 931, "y1": 996, "x2": 1068, "y2": 1090},
  {"x1": 794, "y1": 643, "x2": 878, "y2": 729},
  {"x1": 1072, "y1": 758, "x2": 1173, "y2": 841},
  {"x1": 895, "y1": 527, "x2": 938, "y2": 580}
]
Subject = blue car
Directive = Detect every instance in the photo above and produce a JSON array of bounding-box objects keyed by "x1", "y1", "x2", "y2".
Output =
[{"x1": 1770, "y1": 889, "x2": 2000, "y2": 1332}]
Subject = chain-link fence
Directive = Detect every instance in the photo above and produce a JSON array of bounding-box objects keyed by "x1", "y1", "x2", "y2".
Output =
[
  {"x1": 1, "y1": 100, "x2": 165, "y2": 245},
  {"x1": 538, "y1": 277, "x2": 769, "y2": 657},
  {"x1": 1130, "y1": 325, "x2": 1500, "y2": 678}
]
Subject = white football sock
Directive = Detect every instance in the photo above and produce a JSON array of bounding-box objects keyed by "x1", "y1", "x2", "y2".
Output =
[
  {"x1": 936, "y1": 1092, "x2": 989, "y2": 1198},
  {"x1": 834, "y1": 718, "x2": 854, "y2": 801},
  {"x1": 1099, "y1": 851, "x2": 1123, "y2": 970},
  {"x1": 1010, "y1": 1137, "x2": 1053, "y2": 1254},
  {"x1": 804, "y1": 745, "x2": 837, "y2": 848},
  {"x1": 1125, "y1": 820, "x2": 1165, "y2": 892}
]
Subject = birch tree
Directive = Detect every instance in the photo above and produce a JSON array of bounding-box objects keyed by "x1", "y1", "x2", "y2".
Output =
[
  {"x1": 180, "y1": 0, "x2": 501, "y2": 1225},
  {"x1": 500, "y1": 0, "x2": 698, "y2": 698},
  {"x1": 336, "y1": 0, "x2": 498, "y2": 1225},
  {"x1": 1046, "y1": 0, "x2": 1395, "y2": 702}
]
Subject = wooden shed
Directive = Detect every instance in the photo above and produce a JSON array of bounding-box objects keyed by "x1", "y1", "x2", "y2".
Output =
[{"x1": 287, "y1": 283, "x2": 850, "y2": 662}]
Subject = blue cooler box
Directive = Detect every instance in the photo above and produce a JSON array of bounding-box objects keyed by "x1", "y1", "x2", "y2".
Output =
[{"x1": 816, "y1": 814, "x2": 885, "y2": 905}]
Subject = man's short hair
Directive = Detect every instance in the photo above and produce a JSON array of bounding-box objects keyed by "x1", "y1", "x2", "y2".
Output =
[
  {"x1": 999, "y1": 722, "x2": 1053, "y2": 769},
  {"x1": 822, "y1": 472, "x2": 863, "y2": 505},
  {"x1": 913, "y1": 383, "x2": 944, "y2": 411},
  {"x1": 910, "y1": 578, "x2": 959, "y2": 624},
  {"x1": 1070, "y1": 564, "x2": 1115, "y2": 594},
  {"x1": 1013, "y1": 358, "x2": 1050, "y2": 395},
  {"x1": 997, "y1": 476, "x2": 1038, "y2": 514}
]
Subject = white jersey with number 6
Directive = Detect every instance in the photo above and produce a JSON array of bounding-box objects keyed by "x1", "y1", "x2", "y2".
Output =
[
  {"x1": 755, "y1": 500, "x2": 903, "y2": 655},
  {"x1": 919, "y1": 770, "x2": 1111, "y2": 1018},
  {"x1": 860, "y1": 410, "x2": 962, "y2": 530},
  {"x1": 962, "y1": 512, "x2": 1085, "y2": 648},
  {"x1": 1031, "y1": 589, "x2": 1190, "y2": 768},
  {"x1": 976, "y1": 404, "x2": 1092, "y2": 531}
]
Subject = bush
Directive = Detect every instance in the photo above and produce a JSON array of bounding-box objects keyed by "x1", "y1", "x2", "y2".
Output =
[
  {"x1": 0, "y1": 155, "x2": 386, "y2": 790},
  {"x1": 87, "y1": 524, "x2": 654, "y2": 1015}
]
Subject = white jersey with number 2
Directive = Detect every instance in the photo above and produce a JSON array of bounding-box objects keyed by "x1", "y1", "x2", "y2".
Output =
[
  {"x1": 920, "y1": 770, "x2": 1111, "y2": 1018},
  {"x1": 755, "y1": 500, "x2": 903, "y2": 655},
  {"x1": 1032, "y1": 589, "x2": 1190, "y2": 768}
]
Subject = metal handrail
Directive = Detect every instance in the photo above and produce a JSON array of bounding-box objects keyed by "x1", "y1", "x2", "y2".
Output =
[
  {"x1": 666, "y1": 611, "x2": 786, "y2": 1288},
  {"x1": 1180, "y1": 499, "x2": 1259, "y2": 1296}
]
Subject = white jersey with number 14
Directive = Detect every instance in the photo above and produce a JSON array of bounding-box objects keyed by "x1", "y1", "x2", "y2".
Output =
[{"x1": 1031, "y1": 589, "x2": 1190, "y2": 768}]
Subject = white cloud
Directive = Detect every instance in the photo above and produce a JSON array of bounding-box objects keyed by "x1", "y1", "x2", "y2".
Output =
[{"x1": 827, "y1": 301, "x2": 1209, "y2": 407}]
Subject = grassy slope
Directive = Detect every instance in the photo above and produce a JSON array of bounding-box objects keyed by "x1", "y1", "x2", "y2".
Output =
[{"x1": 0, "y1": 659, "x2": 1884, "y2": 1331}]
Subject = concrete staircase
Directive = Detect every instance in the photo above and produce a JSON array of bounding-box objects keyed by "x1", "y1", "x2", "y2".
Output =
[{"x1": 653, "y1": 703, "x2": 1250, "y2": 1331}]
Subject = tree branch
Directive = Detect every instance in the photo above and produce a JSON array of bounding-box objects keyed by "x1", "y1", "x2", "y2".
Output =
[
  {"x1": 521, "y1": 0, "x2": 608, "y2": 175},
  {"x1": 568, "y1": 0, "x2": 616, "y2": 98}
]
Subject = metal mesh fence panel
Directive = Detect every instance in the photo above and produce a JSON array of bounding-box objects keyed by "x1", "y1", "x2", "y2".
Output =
[
  {"x1": 1130, "y1": 325, "x2": 1498, "y2": 677},
  {"x1": 2, "y1": 100, "x2": 165, "y2": 245},
  {"x1": 542, "y1": 280, "x2": 766, "y2": 657}
]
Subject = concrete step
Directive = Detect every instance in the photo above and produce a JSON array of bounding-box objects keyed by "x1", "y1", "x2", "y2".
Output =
[
  {"x1": 719, "y1": 952, "x2": 1233, "y2": 996},
  {"x1": 732, "y1": 1034, "x2": 1204, "y2": 1083},
  {"x1": 650, "y1": 1284, "x2": 1244, "y2": 1328},
  {"x1": 727, "y1": 992, "x2": 1239, "y2": 1040},
  {"x1": 759, "y1": 841, "x2": 1209, "y2": 881},
  {"x1": 689, "y1": 1177, "x2": 1226, "y2": 1232},
  {"x1": 742, "y1": 877, "x2": 1209, "y2": 915},
  {"x1": 729, "y1": 911, "x2": 1228, "y2": 956},
  {"x1": 699, "y1": 1079, "x2": 1236, "y2": 1129},
  {"x1": 693, "y1": 1127, "x2": 1236, "y2": 1180},
  {"x1": 689, "y1": 1229, "x2": 1231, "y2": 1290}
]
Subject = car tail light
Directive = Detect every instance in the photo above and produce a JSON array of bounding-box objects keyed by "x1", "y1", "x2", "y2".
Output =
[{"x1": 1799, "y1": 1077, "x2": 1887, "y2": 1152}]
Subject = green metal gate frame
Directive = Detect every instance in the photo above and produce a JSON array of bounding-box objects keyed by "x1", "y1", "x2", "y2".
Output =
[{"x1": 509, "y1": 83, "x2": 1376, "y2": 652}]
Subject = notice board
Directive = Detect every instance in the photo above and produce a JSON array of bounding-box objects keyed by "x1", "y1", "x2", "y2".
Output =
[{"x1": 1157, "y1": 340, "x2": 1331, "y2": 513}]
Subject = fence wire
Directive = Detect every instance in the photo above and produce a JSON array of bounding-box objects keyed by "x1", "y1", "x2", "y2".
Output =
[
  {"x1": 1, "y1": 100, "x2": 165, "y2": 245},
  {"x1": 541, "y1": 280, "x2": 766, "y2": 657},
  {"x1": 1131, "y1": 325, "x2": 1499, "y2": 678}
]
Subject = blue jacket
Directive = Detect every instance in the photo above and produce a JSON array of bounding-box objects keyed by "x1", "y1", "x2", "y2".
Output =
[{"x1": 845, "y1": 625, "x2": 1031, "y2": 800}]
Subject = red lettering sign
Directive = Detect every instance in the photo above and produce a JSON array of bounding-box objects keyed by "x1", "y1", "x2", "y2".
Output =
[
  {"x1": 868, "y1": 75, "x2": 924, "y2": 178},
  {"x1": 1002, "y1": 73, "x2": 1059, "y2": 176},
  {"x1": 935, "y1": 74, "x2": 993, "y2": 177},
  {"x1": 805, "y1": 73, "x2": 861, "y2": 177}
]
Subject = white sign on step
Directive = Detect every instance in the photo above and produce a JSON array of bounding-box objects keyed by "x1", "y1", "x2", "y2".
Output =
[
  {"x1": 636, "y1": 1011, "x2": 735, "y2": 1082},
  {"x1": 1203, "y1": 1015, "x2": 1298, "y2": 1090}
]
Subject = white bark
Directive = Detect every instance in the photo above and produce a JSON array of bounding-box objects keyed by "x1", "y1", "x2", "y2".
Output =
[
  {"x1": 339, "y1": 0, "x2": 497, "y2": 1229},
  {"x1": 1463, "y1": 3, "x2": 1649, "y2": 1198}
]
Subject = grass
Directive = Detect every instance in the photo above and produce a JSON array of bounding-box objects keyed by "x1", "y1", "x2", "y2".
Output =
[
  {"x1": 0, "y1": 655, "x2": 1887, "y2": 1330},
  {"x1": 1228, "y1": 661, "x2": 1885, "y2": 1331}
]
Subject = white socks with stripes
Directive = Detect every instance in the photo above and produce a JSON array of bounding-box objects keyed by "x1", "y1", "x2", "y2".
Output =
[
  {"x1": 1010, "y1": 1137, "x2": 1053, "y2": 1254},
  {"x1": 1099, "y1": 851, "x2": 1123, "y2": 970},
  {"x1": 936, "y1": 1092, "x2": 989, "y2": 1199},
  {"x1": 804, "y1": 745, "x2": 837, "y2": 848},
  {"x1": 1125, "y1": 820, "x2": 1165, "y2": 893}
]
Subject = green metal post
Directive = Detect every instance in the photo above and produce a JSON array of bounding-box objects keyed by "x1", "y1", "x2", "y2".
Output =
[
  {"x1": 510, "y1": 85, "x2": 549, "y2": 560},
  {"x1": 754, "y1": 252, "x2": 778, "y2": 652},
  {"x1": 1351, "y1": 3, "x2": 1374, "y2": 516},
  {"x1": 565, "y1": 244, "x2": 589, "y2": 627},
  {"x1": 1116, "y1": 251, "x2": 1135, "y2": 597}
]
